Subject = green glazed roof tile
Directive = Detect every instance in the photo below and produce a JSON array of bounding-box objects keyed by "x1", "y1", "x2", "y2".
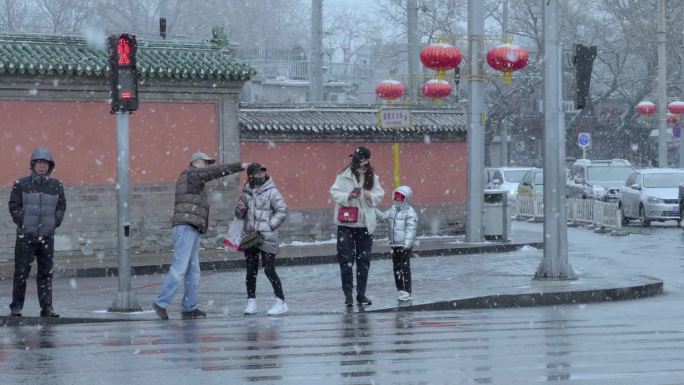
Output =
[{"x1": 0, "y1": 33, "x2": 254, "y2": 81}]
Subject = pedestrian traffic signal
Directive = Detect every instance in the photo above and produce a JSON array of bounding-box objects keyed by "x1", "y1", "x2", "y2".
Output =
[
  {"x1": 108, "y1": 34, "x2": 139, "y2": 113},
  {"x1": 573, "y1": 44, "x2": 597, "y2": 110}
]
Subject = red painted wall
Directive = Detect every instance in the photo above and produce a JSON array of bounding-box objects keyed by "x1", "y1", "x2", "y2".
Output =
[
  {"x1": 0, "y1": 100, "x2": 467, "y2": 209},
  {"x1": 239, "y1": 141, "x2": 467, "y2": 208},
  {"x1": 0, "y1": 100, "x2": 217, "y2": 186}
]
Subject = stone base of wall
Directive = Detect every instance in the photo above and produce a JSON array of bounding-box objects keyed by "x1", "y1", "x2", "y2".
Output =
[{"x1": 0, "y1": 184, "x2": 464, "y2": 259}]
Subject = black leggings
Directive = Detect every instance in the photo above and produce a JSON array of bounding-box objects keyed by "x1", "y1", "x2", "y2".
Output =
[
  {"x1": 392, "y1": 247, "x2": 412, "y2": 294},
  {"x1": 245, "y1": 249, "x2": 284, "y2": 300}
]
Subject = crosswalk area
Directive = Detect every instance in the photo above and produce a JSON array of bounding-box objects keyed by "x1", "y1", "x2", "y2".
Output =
[{"x1": 2, "y1": 298, "x2": 684, "y2": 385}]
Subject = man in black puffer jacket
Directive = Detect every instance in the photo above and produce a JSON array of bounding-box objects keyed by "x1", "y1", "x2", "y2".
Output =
[
  {"x1": 8, "y1": 147, "x2": 66, "y2": 318},
  {"x1": 152, "y1": 151, "x2": 246, "y2": 320}
]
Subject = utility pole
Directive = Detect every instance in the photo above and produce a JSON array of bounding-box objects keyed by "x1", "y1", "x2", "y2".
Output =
[
  {"x1": 500, "y1": 0, "x2": 509, "y2": 166},
  {"x1": 407, "y1": 0, "x2": 420, "y2": 103},
  {"x1": 535, "y1": 0, "x2": 575, "y2": 280},
  {"x1": 657, "y1": 0, "x2": 667, "y2": 167},
  {"x1": 310, "y1": 0, "x2": 323, "y2": 102},
  {"x1": 465, "y1": 0, "x2": 485, "y2": 243}
]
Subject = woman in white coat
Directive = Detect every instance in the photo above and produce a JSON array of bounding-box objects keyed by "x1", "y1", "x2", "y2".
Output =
[{"x1": 329, "y1": 146, "x2": 385, "y2": 307}]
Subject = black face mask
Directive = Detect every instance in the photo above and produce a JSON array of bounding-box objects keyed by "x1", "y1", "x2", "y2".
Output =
[
  {"x1": 250, "y1": 176, "x2": 266, "y2": 186},
  {"x1": 351, "y1": 157, "x2": 368, "y2": 170}
]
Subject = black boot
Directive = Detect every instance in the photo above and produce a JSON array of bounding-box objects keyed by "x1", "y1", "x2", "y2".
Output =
[
  {"x1": 152, "y1": 303, "x2": 169, "y2": 320},
  {"x1": 40, "y1": 308, "x2": 59, "y2": 318},
  {"x1": 345, "y1": 294, "x2": 354, "y2": 307},
  {"x1": 356, "y1": 294, "x2": 372, "y2": 306},
  {"x1": 181, "y1": 308, "x2": 207, "y2": 319}
]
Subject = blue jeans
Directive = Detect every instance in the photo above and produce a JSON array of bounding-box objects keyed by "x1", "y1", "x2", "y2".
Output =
[{"x1": 154, "y1": 225, "x2": 201, "y2": 312}]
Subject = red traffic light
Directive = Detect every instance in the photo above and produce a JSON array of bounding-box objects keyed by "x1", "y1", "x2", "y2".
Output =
[
  {"x1": 108, "y1": 33, "x2": 138, "y2": 112},
  {"x1": 117, "y1": 38, "x2": 132, "y2": 65}
]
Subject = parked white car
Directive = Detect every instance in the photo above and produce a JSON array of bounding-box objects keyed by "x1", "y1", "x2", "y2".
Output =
[
  {"x1": 619, "y1": 168, "x2": 684, "y2": 227},
  {"x1": 567, "y1": 159, "x2": 634, "y2": 201},
  {"x1": 485, "y1": 167, "x2": 535, "y2": 201}
]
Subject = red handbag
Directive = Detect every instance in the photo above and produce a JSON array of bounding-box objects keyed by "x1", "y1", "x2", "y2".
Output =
[{"x1": 337, "y1": 206, "x2": 359, "y2": 223}]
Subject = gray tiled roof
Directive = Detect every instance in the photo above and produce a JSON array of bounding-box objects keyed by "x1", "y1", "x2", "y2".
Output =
[
  {"x1": 0, "y1": 33, "x2": 254, "y2": 81},
  {"x1": 238, "y1": 107, "x2": 466, "y2": 134}
]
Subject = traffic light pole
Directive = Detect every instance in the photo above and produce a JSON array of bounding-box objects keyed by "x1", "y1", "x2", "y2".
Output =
[
  {"x1": 535, "y1": 0, "x2": 575, "y2": 280},
  {"x1": 109, "y1": 112, "x2": 141, "y2": 312}
]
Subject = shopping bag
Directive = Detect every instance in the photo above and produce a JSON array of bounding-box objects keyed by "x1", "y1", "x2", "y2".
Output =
[{"x1": 223, "y1": 218, "x2": 244, "y2": 251}]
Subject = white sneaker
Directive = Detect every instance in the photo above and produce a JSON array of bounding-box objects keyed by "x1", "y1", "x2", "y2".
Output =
[
  {"x1": 267, "y1": 298, "x2": 288, "y2": 315},
  {"x1": 398, "y1": 291, "x2": 413, "y2": 301},
  {"x1": 244, "y1": 298, "x2": 257, "y2": 314}
]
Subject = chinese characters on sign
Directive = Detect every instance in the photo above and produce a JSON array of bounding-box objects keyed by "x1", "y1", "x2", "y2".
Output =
[{"x1": 377, "y1": 108, "x2": 411, "y2": 129}]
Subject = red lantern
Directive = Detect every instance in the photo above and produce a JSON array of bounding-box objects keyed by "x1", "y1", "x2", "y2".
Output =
[
  {"x1": 668, "y1": 100, "x2": 684, "y2": 115},
  {"x1": 420, "y1": 43, "x2": 462, "y2": 79},
  {"x1": 486, "y1": 43, "x2": 529, "y2": 84},
  {"x1": 636, "y1": 101, "x2": 656, "y2": 117},
  {"x1": 422, "y1": 79, "x2": 452, "y2": 101},
  {"x1": 375, "y1": 80, "x2": 405, "y2": 102}
]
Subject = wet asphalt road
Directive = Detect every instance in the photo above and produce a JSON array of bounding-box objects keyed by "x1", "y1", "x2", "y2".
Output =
[{"x1": 1, "y1": 222, "x2": 683, "y2": 384}]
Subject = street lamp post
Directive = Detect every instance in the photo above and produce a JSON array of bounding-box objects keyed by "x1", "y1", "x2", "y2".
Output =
[
  {"x1": 407, "y1": 0, "x2": 420, "y2": 103},
  {"x1": 656, "y1": 0, "x2": 667, "y2": 167},
  {"x1": 310, "y1": 0, "x2": 323, "y2": 102},
  {"x1": 500, "y1": 0, "x2": 509, "y2": 167},
  {"x1": 535, "y1": 0, "x2": 575, "y2": 280},
  {"x1": 465, "y1": 0, "x2": 485, "y2": 243}
]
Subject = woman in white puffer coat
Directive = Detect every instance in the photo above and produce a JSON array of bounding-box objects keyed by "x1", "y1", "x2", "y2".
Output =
[
  {"x1": 235, "y1": 163, "x2": 288, "y2": 315},
  {"x1": 330, "y1": 146, "x2": 385, "y2": 307},
  {"x1": 376, "y1": 185, "x2": 418, "y2": 301}
]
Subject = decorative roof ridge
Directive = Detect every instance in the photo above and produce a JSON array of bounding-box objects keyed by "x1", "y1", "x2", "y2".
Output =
[
  {"x1": 240, "y1": 108, "x2": 380, "y2": 113},
  {"x1": 0, "y1": 32, "x2": 233, "y2": 52},
  {"x1": 238, "y1": 105, "x2": 465, "y2": 114}
]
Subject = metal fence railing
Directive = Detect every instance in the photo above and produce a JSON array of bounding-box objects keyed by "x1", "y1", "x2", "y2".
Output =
[
  {"x1": 516, "y1": 196, "x2": 624, "y2": 233},
  {"x1": 515, "y1": 196, "x2": 544, "y2": 221},
  {"x1": 591, "y1": 200, "x2": 623, "y2": 230},
  {"x1": 567, "y1": 198, "x2": 593, "y2": 225}
]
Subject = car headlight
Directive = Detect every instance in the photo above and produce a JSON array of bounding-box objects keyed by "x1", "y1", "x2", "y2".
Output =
[{"x1": 647, "y1": 196, "x2": 664, "y2": 204}]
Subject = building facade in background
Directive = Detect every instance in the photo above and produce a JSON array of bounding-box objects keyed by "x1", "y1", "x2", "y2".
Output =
[{"x1": 0, "y1": 33, "x2": 468, "y2": 260}]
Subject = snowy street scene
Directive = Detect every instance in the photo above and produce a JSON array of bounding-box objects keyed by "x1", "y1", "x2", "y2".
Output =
[{"x1": 1, "y1": 0, "x2": 684, "y2": 384}]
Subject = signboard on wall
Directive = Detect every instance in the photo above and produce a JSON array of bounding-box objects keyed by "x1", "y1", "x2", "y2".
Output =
[{"x1": 377, "y1": 108, "x2": 411, "y2": 129}]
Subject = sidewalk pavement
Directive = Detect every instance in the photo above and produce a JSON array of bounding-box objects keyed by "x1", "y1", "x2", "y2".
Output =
[
  {"x1": 0, "y1": 227, "x2": 544, "y2": 280},
  {"x1": 0, "y1": 223, "x2": 663, "y2": 325}
]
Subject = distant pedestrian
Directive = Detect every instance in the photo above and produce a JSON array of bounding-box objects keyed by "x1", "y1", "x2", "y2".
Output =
[
  {"x1": 153, "y1": 152, "x2": 246, "y2": 320},
  {"x1": 330, "y1": 146, "x2": 385, "y2": 307},
  {"x1": 235, "y1": 163, "x2": 289, "y2": 315},
  {"x1": 8, "y1": 147, "x2": 66, "y2": 318},
  {"x1": 376, "y1": 186, "x2": 418, "y2": 301}
]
